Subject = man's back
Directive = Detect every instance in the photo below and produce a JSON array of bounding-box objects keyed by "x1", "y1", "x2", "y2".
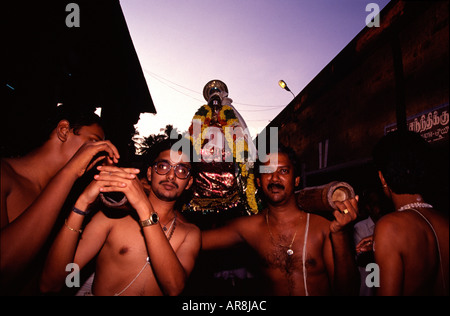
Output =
[{"x1": 374, "y1": 208, "x2": 449, "y2": 295}]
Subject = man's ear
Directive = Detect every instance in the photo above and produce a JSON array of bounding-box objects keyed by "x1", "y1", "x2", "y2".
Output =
[
  {"x1": 378, "y1": 171, "x2": 387, "y2": 187},
  {"x1": 146, "y1": 166, "x2": 152, "y2": 183},
  {"x1": 185, "y1": 176, "x2": 194, "y2": 191},
  {"x1": 56, "y1": 120, "x2": 70, "y2": 142},
  {"x1": 256, "y1": 177, "x2": 261, "y2": 188},
  {"x1": 378, "y1": 170, "x2": 392, "y2": 198},
  {"x1": 294, "y1": 176, "x2": 300, "y2": 187}
]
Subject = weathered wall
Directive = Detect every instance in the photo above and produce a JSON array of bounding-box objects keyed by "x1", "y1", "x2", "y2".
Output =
[{"x1": 259, "y1": 0, "x2": 448, "y2": 190}]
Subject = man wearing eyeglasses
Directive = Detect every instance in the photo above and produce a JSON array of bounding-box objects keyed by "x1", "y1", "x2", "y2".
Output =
[{"x1": 40, "y1": 137, "x2": 201, "y2": 296}]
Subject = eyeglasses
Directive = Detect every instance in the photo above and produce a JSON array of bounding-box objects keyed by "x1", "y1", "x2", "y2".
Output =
[{"x1": 153, "y1": 161, "x2": 191, "y2": 179}]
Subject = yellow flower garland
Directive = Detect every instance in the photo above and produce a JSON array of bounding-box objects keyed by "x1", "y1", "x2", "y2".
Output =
[
  {"x1": 240, "y1": 163, "x2": 259, "y2": 213},
  {"x1": 189, "y1": 104, "x2": 212, "y2": 156}
]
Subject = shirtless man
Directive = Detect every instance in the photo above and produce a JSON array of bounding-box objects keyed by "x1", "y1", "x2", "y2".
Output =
[
  {"x1": 40, "y1": 137, "x2": 201, "y2": 296},
  {"x1": 1, "y1": 108, "x2": 119, "y2": 294},
  {"x1": 372, "y1": 130, "x2": 449, "y2": 295},
  {"x1": 202, "y1": 146, "x2": 359, "y2": 295}
]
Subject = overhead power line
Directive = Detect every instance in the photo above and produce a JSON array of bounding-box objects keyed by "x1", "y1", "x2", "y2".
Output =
[{"x1": 143, "y1": 68, "x2": 285, "y2": 110}]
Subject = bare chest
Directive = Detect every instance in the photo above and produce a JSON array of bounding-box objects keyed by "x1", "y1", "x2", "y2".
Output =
[
  {"x1": 94, "y1": 219, "x2": 156, "y2": 295},
  {"x1": 99, "y1": 215, "x2": 182, "y2": 266},
  {"x1": 249, "y1": 228, "x2": 328, "y2": 295},
  {"x1": 102, "y1": 218, "x2": 149, "y2": 261},
  {"x1": 259, "y1": 242, "x2": 321, "y2": 275}
]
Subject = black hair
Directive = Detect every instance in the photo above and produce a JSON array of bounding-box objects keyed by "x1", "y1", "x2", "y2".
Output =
[
  {"x1": 372, "y1": 130, "x2": 432, "y2": 195},
  {"x1": 142, "y1": 134, "x2": 194, "y2": 169},
  {"x1": 3, "y1": 103, "x2": 104, "y2": 157},
  {"x1": 43, "y1": 104, "x2": 103, "y2": 138}
]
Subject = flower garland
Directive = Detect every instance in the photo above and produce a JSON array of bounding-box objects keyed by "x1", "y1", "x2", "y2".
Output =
[
  {"x1": 188, "y1": 104, "x2": 259, "y2": 214},
  {"x1": 189, "y1": 104, "x2": 212, "y2": 156},
  {"x1": 239, "y1": 163, "x2": 259, "y2": 213}
]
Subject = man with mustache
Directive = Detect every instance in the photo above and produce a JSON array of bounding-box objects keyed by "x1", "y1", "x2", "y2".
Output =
[
  {"x1": 40, "y1": 137, "x2": 201, "y2": 296},
  {"x1": 202, "y1": 145, "x2": 359, "y2": 295}
]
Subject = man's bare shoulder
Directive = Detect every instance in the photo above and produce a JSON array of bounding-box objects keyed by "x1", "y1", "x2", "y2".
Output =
[
  {"x1": 1, "y1": 158, "x2": 35, "y2": 191},
  {"x1": 427, "y1": 208, "x2": 450, "y2": 225},
  {"x1": 308, "y1": 212, "x2": 331, "y2": 223},
  {"x1": 86, "y1": 209, "x2": 119, "y2": 231},
  {"x1": 373, "y1": 212, "x2": 407, "y2": 246},
  {"x1": 226, "y1": 213, "x2": 266, "y2": 243},
  {"x1": 1, "y1": 159, "x2": 18, "y2": 188},
  {"x1": 231, "y1": 212, "x2": 265, "y2": 228},
  {"x1": 378, "y1": 210, "x2": 421, "y2": 229},
  {"x1": 172, "y1": 215, "x2": 202, "y2": 255},
  {"x1": 1, "y1": 160, "x2": 13, "y2": 191},
  {"x1": 307, "y1": 212, "x2": 333, "y2": 232},
  {"x1": 177, "y1": 216, "x2": 201, "y2": 235},
  {"x1": 1, "y1": 158, "x2": 41, "y2": 224}
]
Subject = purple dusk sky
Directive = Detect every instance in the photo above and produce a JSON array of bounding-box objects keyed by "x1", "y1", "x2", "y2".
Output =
[{"x1": 120, "y1": 0, "x2": 390, "y2": 138}]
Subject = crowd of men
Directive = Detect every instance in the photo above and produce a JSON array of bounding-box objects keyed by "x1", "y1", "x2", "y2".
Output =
[{"x1": 1, "y1": 106, "x2": 448, "y2": 296}]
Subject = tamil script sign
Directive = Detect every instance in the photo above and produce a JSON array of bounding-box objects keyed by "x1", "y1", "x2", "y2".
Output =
[{"x1": 385, "y1": 103, "x2": 449, "y2": 143}]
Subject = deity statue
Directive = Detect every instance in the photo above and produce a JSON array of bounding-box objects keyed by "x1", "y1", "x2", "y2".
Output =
[{"x1": 183, "y1": 80, "x2": 259, "y2": 218}]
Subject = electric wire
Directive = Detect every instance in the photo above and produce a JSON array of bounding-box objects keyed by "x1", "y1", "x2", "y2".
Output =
[{"x1": 143, "y1": 68, "x2": 285, "y2": 110}]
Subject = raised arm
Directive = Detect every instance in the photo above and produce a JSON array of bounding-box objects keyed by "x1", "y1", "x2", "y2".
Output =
[
  {"x1": 140, "y1": 217, "x2": 201, "y2": 295},
  {"x1": 327, "y1": 198, "x2": 360, "y2": 295},
  {"x1": 92, "y1": 165, "x2": 201, "y2": 296},
  {"x1": 1, "y1": 141, "x2": 119, "y2": 287},
  {"x1": 40, "y1": 177, "x2": 113, "y2": 294},
  {"x1": 1, "y1": 161, "x2": 79, "y2": 284},
  {"x1": 201, "y1": 218, "x2": 245, "y2": 251}
]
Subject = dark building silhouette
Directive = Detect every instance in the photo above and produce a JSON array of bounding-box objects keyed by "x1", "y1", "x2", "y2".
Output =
[
  {"x1": 3, "y1": 0, "x2": 155, "y2": 160},
  {"x1": 257, "y1": 0, "x2": 449, "y2": 210}
]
